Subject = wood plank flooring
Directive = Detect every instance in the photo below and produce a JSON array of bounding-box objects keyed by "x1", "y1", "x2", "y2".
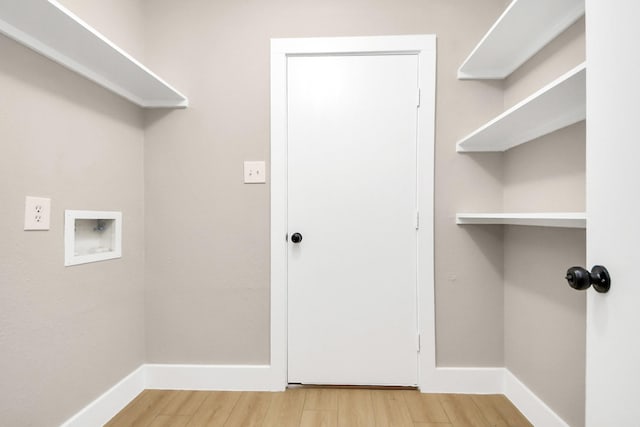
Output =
[{"x1": 105, "y1": 388, "x2": 532, "y2": 427}]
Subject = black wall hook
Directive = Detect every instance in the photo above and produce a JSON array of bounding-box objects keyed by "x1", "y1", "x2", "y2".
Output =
[{"x1": 565, "y1": 265, "x2": 611, "y2": 293}]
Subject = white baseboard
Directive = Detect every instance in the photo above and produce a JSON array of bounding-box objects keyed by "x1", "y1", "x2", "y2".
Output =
[
  {"x1": 59, "y1": 364, "x2": 282, "y2": 426},
  {"x1": 504, "y1": 369, "x2": 570, "y2": 427},
  {"x1": 145, "y1": 364, "x2": 283, "y2": 391},
  {"x1": 60, "y1": 365, "x2": 145, "y2": 427},
  {"x1": 421, "y1": 367, "x2": 504, "y2": 394},
  {"x1": 60, "y1": 364, "x2": 569, "y2": 427},
  {"x1": 422, "y1": 367, "x2": 570, "y2": 427}
]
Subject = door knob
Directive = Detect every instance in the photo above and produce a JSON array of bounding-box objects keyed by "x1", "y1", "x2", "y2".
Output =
[
  {"x1": 565, "y1": 265, "x2": 611, "y2": 293},
  {"x1": 290, "y1": 232, "x2": 303, "y2": 243}
]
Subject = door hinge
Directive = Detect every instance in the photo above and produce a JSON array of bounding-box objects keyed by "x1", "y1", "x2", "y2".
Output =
[
  {"x1": 417, "y1": 333, "x2": 421, "y2": 352},
  {"x1": 415, "y1": 211, "x2": 420, "y2": 230},
  {"x1": 417, "y1": 88, "x2": 421, "y2": 108}
]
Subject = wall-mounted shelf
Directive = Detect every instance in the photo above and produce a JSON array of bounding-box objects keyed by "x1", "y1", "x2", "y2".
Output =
[
  {"x1": 457, "y1": 63, "x2": 585, "y2": 153},
  {"x1": 458, "y1": 0, "x2": 585, "y2": 79},
  {"x1": 0, "y1": 0, "x2": 188, "y2": 108},
  {"x1": 456, "y1": 212, "x2": 586, "y2": 229}
]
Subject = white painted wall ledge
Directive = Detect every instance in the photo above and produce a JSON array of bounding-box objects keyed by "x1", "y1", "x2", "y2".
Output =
[
  {"x1": 456, "y1": 63, "x2": 586, "y2": 152},
  {"x1": 0, "y1": 0, "x2": 188, "y2": 108},
  {"x1": 457, "y1": 0, "x2": 584, "y2": 79},
  {"x1": 60, "y1": 364, "x2": 570, "y2": 427},
  {"x1": 456, "y1": 212, "x2": 586, "y2": 229}
]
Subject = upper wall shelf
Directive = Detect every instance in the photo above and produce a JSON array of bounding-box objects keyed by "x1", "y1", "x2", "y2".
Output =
[
  {"x1": 457, "y1": 63, "x2": 585, "y2": 153},
  {"x1": 456, "y1": 212, "x2": 586, "y2": 229},
  {"x1": 0, "y1": 0, "x2": 188, "y2": 108},
  {"x1": 458, "y1": 0, "x2": 585, "y2": 80}
]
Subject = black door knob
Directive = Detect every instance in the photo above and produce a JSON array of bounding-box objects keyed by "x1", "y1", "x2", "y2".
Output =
[
  {"x1": 565, "y1": 265, "x2": 611, "y2": 293},
  {"x1": 290, "y1": 232, "x2": 303, "y2": 243}
]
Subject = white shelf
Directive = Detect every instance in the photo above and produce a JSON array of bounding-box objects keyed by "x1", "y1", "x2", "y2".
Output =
[
  {"x1": 458, "y1": 0, "x2": 585, "y2": 79},
  {"x1": 456, "y1": 63, "x2": 585, "y2": 153},
  {"x1": 456, "y1": 212, "x2": 586, "y2": 229},
  {"x1": 0, "y1": 0, "x2": 188, "y2": 108}
]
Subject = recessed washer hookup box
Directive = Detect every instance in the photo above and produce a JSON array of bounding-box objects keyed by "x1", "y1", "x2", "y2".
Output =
[{"x1": 64, "y1": 210, "x2": 122, "y2": 266}]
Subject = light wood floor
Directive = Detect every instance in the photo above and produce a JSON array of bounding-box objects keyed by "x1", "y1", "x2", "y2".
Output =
[{"x1": 105, "y1": 388, "x2": 532, "y2": 427}]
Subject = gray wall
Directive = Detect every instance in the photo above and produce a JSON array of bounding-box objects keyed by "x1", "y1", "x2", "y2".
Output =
[
  {"x1": 502, "y1": 18, "x2": 586, "y2": 427},
  {"x1": 0, "y1": 1, "x2": 146, "y2": 425},
  {"x1": 142, "y1": 0, "x2": 507, "y2": 366},
  {"x1": 61, "y1": 0, "x2": 145, "y2": 60},
  {"x1": 0, "y1": 1, "x2": 587, "y2": 425}
]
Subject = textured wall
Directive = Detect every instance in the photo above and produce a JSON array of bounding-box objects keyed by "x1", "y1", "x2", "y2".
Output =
[
  {"x1": 504, "y1": 227, "x2": 586, "y2": 427},
  {"x1": 60, "y1": 0, "x2": 145, "y2": 60},
  {"x1": 0, "y1": 2, "x2": 589, "y2": 425},
  {"x1": 142, "y1": 0, "x2": 507, "y2": 366},
  {"x1": 0, "y1": 2, "x2": 146, "y2": 425},
  {"x1": 502, "y1": 18, "x2": 586, "y2": 427}
]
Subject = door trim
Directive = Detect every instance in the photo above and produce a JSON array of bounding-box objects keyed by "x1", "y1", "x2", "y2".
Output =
[{"x1": 270, "y1": 35, "x2": 436, "y2": 390}]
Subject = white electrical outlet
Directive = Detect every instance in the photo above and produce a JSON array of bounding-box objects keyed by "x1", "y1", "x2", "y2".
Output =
[
  {"x1": 244, "y1": 161, "x2": 266, "y2": 184},
  {"x1": 24, "y1": 196, "x2": 51, "y2": 230}
]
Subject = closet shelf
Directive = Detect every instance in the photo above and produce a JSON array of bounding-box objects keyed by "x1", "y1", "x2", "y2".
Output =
[
  {"x1": 456, "y1": 63, "x2": 585, "y2": 153},
  {"x1": 0, "y1": 0, "x2": 188, "y2": 108},
  {"x1": 458, "y1": 0, "x2": 585, "y2": 80},
  {"x1": 456, "y1": 212, "x2": 586, "y2": 229}
]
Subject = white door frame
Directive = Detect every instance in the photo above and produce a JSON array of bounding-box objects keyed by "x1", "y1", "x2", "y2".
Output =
[{"x1": 270, "y1": 35, "x2": 436, "y2": 390}]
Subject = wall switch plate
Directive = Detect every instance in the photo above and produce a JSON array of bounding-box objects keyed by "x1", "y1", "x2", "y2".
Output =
[
  {"x1": 244, "y1": 161, "x2": 266, "y2": 184},
  {"x1": 24, "y1": 196, "x2": 51, "y2": 230}
]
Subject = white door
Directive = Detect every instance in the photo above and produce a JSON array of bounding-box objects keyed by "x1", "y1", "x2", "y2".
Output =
[
  {"x1": 585, "y1": 1, "x2": 640, "y2": 425},
  {"x1": 287, "y1": 54, "x2": 419, "y2": 386}
]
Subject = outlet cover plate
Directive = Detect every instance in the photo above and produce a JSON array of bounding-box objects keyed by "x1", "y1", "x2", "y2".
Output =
[
  {"x1": 24, "y1": 196, "x2": 51, "y2": 230},
  {"x1": 244, "y1": 161, "x2": 266, "y2": 184}
]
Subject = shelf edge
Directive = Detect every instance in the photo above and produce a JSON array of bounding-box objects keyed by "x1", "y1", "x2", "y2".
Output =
[
  {"x1": 456, "y1": 63, "x2": 586, "y2": 153},
  {"x1": 0, "y1": 0, "x2": 188, "y2": 109},
  {"x1": 456, "y1": 213, "x2": 586, "y2": 229},
  {"x1": 457, "y1": 0, "x2": 585, "y2": 80},
  {"x1": 49, "y1": 0, "x2": 189, "y2": 108}
]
